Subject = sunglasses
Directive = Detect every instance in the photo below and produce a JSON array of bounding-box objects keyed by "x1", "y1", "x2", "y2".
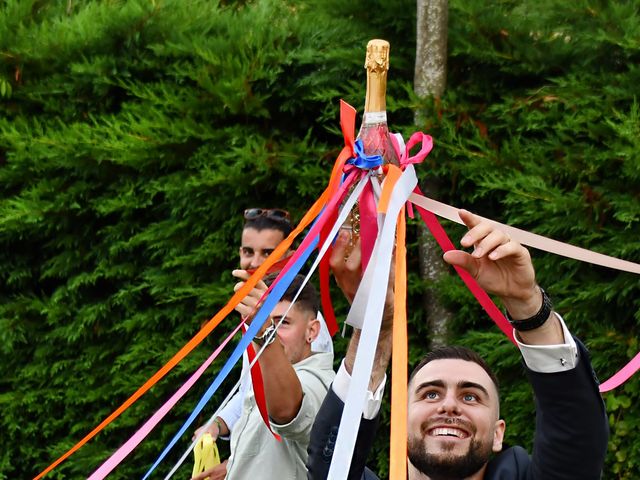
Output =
[{"x1": 244, "y1": 208, "x2": 291, "y2": 223}]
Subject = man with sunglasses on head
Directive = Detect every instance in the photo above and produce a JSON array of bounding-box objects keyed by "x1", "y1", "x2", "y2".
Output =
[
  {"x1": 239, "y1": 208, "x2": 293, "y2": 271},
  {"x1": 192, "y1": 208, "x2": 334, "y2": 480}
]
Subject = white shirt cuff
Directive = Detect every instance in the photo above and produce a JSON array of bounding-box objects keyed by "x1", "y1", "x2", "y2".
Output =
[
  {"x1": 515, "y1": 313, "x2": 579, "y2": 373},
  {"x1": 332, "y1": 360, "x2": 386, "y2": 420}
]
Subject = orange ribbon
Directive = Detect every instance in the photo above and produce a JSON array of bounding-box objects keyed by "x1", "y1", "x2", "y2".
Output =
[
  {"x1": 34, "y1": 188, "x2": 330, "y2": 480},
  {"x1": 390, "y1": 207, "x2": 408, "y2": 480}
]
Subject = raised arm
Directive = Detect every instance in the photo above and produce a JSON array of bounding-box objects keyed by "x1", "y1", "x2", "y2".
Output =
[
  {"x1": 442, "y1": 209, "x2": 564, "y2": 345},
  {"x1": 330, "y1": 230, "x2": 394, "y2": 391},
  {"x1": 307, "y1": 230, "x2": 392, "y2": 480},
  {"x1": 444, "y1": 209, "x2": 608, "y2": 478},
  {"x1": 232, "y1": 271, "x2": 304, "y2": 424}
]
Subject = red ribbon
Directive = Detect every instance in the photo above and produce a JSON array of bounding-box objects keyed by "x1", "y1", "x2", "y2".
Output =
[
  {"x1": 412, "y1": 187, "x2": 515, "y2": 343},
  {"x1": 242, "y1": 325, "x2": 282, "y2": 441},
  {"x1": 319, "y1": 101, "x2": 359, "y2": 337}
]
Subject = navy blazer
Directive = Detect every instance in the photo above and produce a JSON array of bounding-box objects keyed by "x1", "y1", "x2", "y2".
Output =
[{"x1": 307, "y1": 339, "x2": 608, "y2": 480}]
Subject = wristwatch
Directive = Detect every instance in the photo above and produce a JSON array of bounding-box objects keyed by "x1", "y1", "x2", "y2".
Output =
[
  {"x1": 253, "y1": 320, "x2": 277, "y2": 347},
  {"x1": 506, "y1": 287, "x2": 553, "y2": 332}
]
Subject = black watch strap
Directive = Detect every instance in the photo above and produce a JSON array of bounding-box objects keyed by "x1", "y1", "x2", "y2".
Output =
[{"x1": 506, "y1": 287, "x2": 553, "y2": 332}]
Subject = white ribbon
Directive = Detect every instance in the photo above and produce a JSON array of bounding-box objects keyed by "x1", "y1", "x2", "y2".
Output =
[
  {"x1": 162, "y1": 175, "x2": 370, "y2": 479},
  {"x1": 327, "y1": 165, "x2": 418, "y2": 480}
]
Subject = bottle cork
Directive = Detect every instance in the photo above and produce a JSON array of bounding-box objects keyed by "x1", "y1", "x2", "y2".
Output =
[{"x1": 363, "y1": 39, "x2": 390, "y2": 114}]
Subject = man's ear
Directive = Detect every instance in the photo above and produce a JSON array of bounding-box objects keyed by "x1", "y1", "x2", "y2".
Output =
[
  {"x1": 307, "y1": 317, "x2": 321, "y2": 343},
  {"x1": 492, "y1": 419, "x2": 506, "y2": 452}
]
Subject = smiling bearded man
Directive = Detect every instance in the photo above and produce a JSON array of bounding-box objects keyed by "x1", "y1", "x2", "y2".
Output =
[
  {"x1": 306, "y1": 209, "x2": 609, "y2": 480},
  {"x1": 407, "y1": 347, "x2": 504, "y2": 480}
]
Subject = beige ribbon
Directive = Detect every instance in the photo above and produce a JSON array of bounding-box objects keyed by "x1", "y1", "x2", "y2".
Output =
[{"x1": 408, "y1": 193, "x2": 640, "y2": 275}]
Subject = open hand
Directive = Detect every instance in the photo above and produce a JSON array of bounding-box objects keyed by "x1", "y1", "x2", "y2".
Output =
[{"x1": 443, "y1": 210, "x2": 538, "y2": 308}]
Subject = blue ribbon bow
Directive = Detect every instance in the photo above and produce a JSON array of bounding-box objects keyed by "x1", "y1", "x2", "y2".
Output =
[{"x1": 346, "y1": 139, "x2": 384, "y2": 170}]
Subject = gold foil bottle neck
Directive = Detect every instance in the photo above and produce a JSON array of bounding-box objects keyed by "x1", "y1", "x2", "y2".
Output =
[
  {"x1": 364, "y1": 39, "x2": 390, "y2": 73},
  {"x1": 364, "y1": 39, "x2": 390, "y2": 114}
]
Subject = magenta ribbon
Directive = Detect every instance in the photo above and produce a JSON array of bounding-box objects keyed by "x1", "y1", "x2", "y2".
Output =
[
  {"x1": 392, "y1": 131, "x2": 434, "y2": 216},
  {"x1": 358, "y1": 182, "x2": 378, "y2": 270}
]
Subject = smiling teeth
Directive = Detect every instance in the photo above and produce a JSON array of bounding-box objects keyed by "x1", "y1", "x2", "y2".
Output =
[{"x1": 430, "y1": 427, "x2": 467, "y2": 438}]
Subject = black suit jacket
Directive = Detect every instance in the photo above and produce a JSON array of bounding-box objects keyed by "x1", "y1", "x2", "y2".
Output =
[{"x1": 307, "y1": 338, "x2": 608, "y2": 479}]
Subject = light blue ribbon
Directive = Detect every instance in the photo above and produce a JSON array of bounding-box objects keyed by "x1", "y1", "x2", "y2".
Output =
[{"x1": 142, "y1": 236, "x2": 318, "y2": 479}]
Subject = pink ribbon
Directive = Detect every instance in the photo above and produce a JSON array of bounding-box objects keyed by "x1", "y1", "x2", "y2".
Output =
[
  {"x1": 599, "y1": 352, "x2": 640, "y2": 392},
  {"x1": 393, "y1": 131, "x2": 434, "y2": 167},
  {"x1": 391, "y1": 131, "x2": 434, "y2": 219},
  {"x1": 88, "y1": 321, "x2": 245, "y2": 480}
]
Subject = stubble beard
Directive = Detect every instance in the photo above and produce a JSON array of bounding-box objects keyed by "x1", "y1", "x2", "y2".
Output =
[{"x1": 407, "y1": 433, "x2": 493, "y2": 480}]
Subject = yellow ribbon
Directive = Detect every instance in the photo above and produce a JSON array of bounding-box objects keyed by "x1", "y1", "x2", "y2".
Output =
[{"x1": 192, "y1": 433, "x2": 220, "y2": 478}]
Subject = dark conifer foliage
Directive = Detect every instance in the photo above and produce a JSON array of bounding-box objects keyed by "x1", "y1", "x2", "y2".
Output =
[
  {"x1": 0, "y1": 0, "x2": 414, "y2": 477},
  {"x1": 1, "y1": 0, "x2": 637, "y2": 478}
]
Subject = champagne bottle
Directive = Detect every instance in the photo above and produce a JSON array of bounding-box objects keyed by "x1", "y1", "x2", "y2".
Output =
[
  {"x1": 343, "y1": 39, "x2": 399, "y2": 260},
  {"x1": 357, "y1": 39, "x2": 399, "y2": 166}
]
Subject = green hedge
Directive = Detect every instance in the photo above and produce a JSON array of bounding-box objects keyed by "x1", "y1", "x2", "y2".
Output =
[{"x1": 0, "y1": 0, "x2": 637, "y2": 478}]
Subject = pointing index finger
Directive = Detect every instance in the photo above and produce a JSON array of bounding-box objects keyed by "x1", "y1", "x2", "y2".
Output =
[
  {"x1": 232, "y1": 269, "x2": 251, "y2": 281},
  {"x1": 457, "y1": 209, "x2": 481, "y2": 229}
]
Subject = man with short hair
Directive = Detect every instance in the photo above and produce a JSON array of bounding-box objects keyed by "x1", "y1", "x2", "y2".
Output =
[
  {"x1": 192, "y1": 208, "x2": 334, "y2": 480},
  {"x1": 223, "y1": 272, "x2": 335, "y2": 479},
  {"x1": 192, "y1": 208, "x2": 294, "y2": 480},
  {"x1": 239, "y1": 208, "x2": 293, "y2": 271},
  {"x1": 307, "y1": 209, "x2": 608, "y2": 479},
  {"x1": 405, "y1": 346, "x2": 506, "y2": 480}
]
